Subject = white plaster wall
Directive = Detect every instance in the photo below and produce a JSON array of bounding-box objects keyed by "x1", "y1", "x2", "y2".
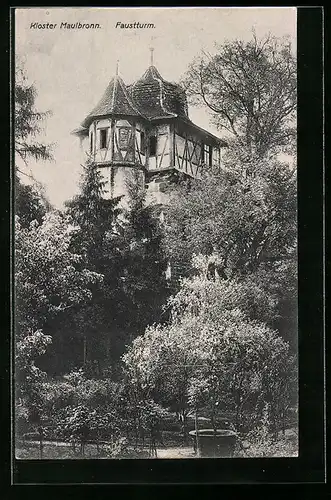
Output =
[
  {"x1": 149, "y1": 156, "x2": 157, "y2": 170},
  {"x1": 174, "y1": 133, "x2": 185, "y2": 169},
  {"x1": 148, "y1": 124, "x2": 170, "y2": 170}
]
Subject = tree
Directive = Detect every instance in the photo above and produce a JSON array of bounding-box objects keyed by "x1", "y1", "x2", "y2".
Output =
[
  {"x1": 64, "y1": 160, "x2": 122, "y2": 264},
  {"x1": 15, "y1": 213, "x2": 103, "y2": 338},
  {"x1": 123, "y1": 255, "x2": 297, "y2": 446},
  {"x1": 182, "y1": 33, "x2": 296, "y2": 160},
  {"x1": 64, "y1": 161, "x2": 125, "y2": 370},
  {"x1": 15, "y1": 329, "x2": 52, "y2": 457},
  {"x1": 15, "y1": 64, "x2": 54, "y2": 227},
  {"x1": 121, "y1": 170, "x2": 170, "y2": 331},
  {"x1": 63, "y1": 165, "x2": 170, "y2": 372},
  {"x1": 15, "y1": 65, "x2": 53, "y2": 167},
  {"x1": 14, "y1": 65, "x2": 62, "y2": 449},
  {"x1": 173, "y1": 34, "x2": 297, "y2": 350},
  {"x1": 38, "y1": 371, "x2": 124, "y2": 456},
  {"x1": 15, "y1": 175, "x2": 51, "y2": 229},
  {"x1": 123, "y1": 315, "x2": 202, "y2": 444},
  {"x1": 163, "y1": 162, "x2": 297, "y2": 346},
  {"x1": 164, "y1": 163, "x2": 296, "y2": 276}
]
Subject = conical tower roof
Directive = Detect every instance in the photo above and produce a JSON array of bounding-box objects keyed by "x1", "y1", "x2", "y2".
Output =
[
  {"x1": 127, "y1": 65, "x2": 189, "y2": 120},
  {"x1": 81, "y1": 74, "x2": 144, "y2": 128}
]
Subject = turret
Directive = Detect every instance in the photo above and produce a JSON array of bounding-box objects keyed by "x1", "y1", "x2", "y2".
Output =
[{"x1": 72, "y1": 50, "x2": 227, "y2": 206}]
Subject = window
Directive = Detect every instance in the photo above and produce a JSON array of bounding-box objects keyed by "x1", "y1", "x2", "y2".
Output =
[
  {"x1": 99, "y1": 128, "x2": 108, "y2": 149},
  {"x1": 201, "y1": 143, "x2": 205, "y2": 163},
  {"x1": 149, "y1": 135, "x2": 157, "y2": 157},
  {"x1": 201, "y1": 143, "x2": 210, "y2": 165},
  {"x1": 140, "y1": 131, "x2": 146, "y2": 154},
  {"x1": 208, "y1": 145, "x2": 213, "y2": 167},
  {"x1": 90, "y1": 132, "x2": 93, "y2": 153}
]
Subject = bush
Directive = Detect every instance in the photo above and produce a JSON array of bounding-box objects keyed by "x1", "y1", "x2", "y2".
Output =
[
  {"x1": 235, "y1": 405, "x2": 298, "y2": 457},
  {"x1": 237, "y1": 432, "x2": 298, "y2": 458}
]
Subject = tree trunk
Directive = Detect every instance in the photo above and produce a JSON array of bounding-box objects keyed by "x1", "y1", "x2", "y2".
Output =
[
  {"x1": 38, "y1": 426, "x2": 43, "y2": 459},
  {"x1": 149, "y1": 429, "x2": 157, "y2": 458},
  {"x1": 195, "y1": 409, "x2": 200, "y2": 457},
  {"x1": 211, "y1": 403, "x2": 217, "y2": 434},
  {"x1": 134, "y1": 420, "x2": 139, "y2": 451},
  {"x1": 182, "y1": 410, "x2": 188, "y2": 445},
  {"x1": 234, "y1": 391, "x2": 243, "y2": 431}
]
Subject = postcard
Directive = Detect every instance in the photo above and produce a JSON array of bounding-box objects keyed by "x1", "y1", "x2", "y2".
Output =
[{"x1": 13, "y1": 6, "x2": 300, "y2": 467}]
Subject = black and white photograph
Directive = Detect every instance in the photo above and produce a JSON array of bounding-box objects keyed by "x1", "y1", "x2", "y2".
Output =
[{"x1": 14, "y1": 7, "x2": 298, "y2": 461}]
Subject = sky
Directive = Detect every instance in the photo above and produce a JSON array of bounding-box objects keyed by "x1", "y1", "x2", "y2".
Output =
[{"x1": 15, "y1": 7, "x2": 297, "y2": 208}]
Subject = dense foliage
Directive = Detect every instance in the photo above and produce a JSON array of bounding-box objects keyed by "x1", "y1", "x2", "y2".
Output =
[
  {"x1": 15, "y1": 213, "x2": 102, "y2": 333},
  {"x1": 57, "y1": 164, "x2": 170, "y2": 374},
  {"x1": 163, "y1": 160, "x2": 297, "y2": 348},
  {"x1": 123, "y1": 259, "x2": 297, "y2": 439}
]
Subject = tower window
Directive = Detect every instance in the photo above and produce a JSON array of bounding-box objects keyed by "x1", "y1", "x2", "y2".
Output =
[
  {"x1": 90, "y1": 132, "x2": 93, "y2": 153},
  {"x1": 149, "y1": 135, "x2": 157, "y2": 157},
  {"x1": 99, "y1": 128, "x2": 108, "y2": 149}
]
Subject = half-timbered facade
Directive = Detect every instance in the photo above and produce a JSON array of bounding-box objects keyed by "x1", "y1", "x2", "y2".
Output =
[{"x1": 72, "y1": 55, "x2": 227, "y2": 206}]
